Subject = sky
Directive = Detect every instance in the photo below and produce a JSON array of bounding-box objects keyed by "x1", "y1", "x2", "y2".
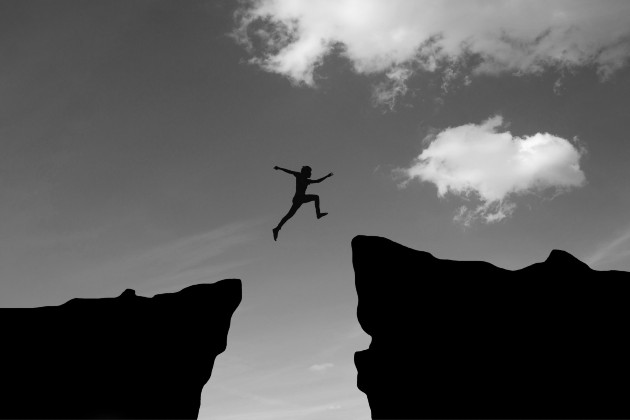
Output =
[{"x1": 1, "y1": 1, "x2": 630, "y2": 419}]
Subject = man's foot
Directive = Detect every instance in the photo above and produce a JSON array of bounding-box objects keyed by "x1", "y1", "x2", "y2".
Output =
[
  {"x1": 317, "y1": 212, "x2": 328, "y2": 219},
  {"x1": 272, "y1": 228, "x2": 279, "y2": 241}
]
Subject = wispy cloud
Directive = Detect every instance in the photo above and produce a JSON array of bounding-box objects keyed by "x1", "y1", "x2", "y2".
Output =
[
  {"x1": 309, "y1": 363, "x2": 334, "y2": 373},
  {"x1": 586, "y1": 226, "x2": 630, "y2": 268},
  {"x1": 399, "y1": 116, "x2": 586, "y2": 225},
  {"x1": 203, "y1": 403, "x2": 341, "y2": 420},
  {"x1": 63, "y1": 220, "x2": 261, "y2": 297},
  {"x1": 202, "y1": 324, "x2": 370, "y2": 420},
  {"x1": 202, "y1": 368, "x2": 364, "y2": 420},
  {"x1": 234, "y1": 0, "x2": 630, "y2": 106}
]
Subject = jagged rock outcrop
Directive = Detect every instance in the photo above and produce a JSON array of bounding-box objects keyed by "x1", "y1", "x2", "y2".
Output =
[
  {"x1": 353, "y1": 235, "x2": 629, "y2": 419},
  {"x1": 0, "y1": 279, "x2": 241, "y2": 419}
]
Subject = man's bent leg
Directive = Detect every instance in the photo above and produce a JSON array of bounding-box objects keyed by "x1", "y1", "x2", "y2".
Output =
[{"x1": 304, "y1": 194, "x2": 327, "y2": 219}]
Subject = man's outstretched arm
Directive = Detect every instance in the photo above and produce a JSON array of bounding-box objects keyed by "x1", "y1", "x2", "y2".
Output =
[
  {"x1": 274, "y1": 166, "x2": 299, "y2": 176},
  {"x1": 310, "y1": 172, "x2": 334, "y2": 183}
]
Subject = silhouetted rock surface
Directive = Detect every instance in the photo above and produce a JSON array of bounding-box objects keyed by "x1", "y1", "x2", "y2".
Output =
[
  {"x1": 0, "y1": 279, "x2": 241, "y2": 419},
  {"x1": 353, "y1": 235, "x2": 629, "y2": 419}
]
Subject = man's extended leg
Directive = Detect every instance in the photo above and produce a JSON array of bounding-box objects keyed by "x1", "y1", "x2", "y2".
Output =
[
  {"x1": 303, "y1": 194, "x2": 327, "y2": 219},
  {"x1": 273, "y1": 202, "x2": 301, "y2": 240}
]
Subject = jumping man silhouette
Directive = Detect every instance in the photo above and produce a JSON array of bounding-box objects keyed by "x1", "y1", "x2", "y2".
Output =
[{"x1": 272, "y1": 165, "x2": 333, "y2": 241}]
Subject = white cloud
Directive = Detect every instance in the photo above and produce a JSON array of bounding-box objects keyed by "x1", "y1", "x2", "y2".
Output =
[
  {"x1": 234, "y1": 0, "x2": 630, "y2": 104},
  {"x1": 401, "y1": 116, "x2": 586, "y2": 224},
  {"x1": 308, "y1": 363, "x2": 334, "y2": 372},
  {"x1": 372, "y1": 66, "x2": 413, "y2": 110}
]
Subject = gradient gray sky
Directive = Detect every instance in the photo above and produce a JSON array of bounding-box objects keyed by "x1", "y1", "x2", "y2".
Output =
[{"x1": 2, "y1": 1, "x2": 630, "y2": 419}]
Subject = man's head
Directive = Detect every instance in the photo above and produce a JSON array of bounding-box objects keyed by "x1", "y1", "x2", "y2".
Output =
[{"x1": 301, "y1": 166, "x2": 312, "y2": 177}]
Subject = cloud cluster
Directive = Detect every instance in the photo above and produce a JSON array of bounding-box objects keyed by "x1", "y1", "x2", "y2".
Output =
[
  {"x1": 234, "y1": 0, "x2": 630, "y2": 104},
  {"x1": 401, "y1": 116, "x2": 586, "y2": 224}
]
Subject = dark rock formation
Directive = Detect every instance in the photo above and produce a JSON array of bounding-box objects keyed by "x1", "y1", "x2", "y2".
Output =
[
  {"x1": 0, "y1": 279, "x2": 241, "y2": 419},
  {"x1": 353, "y1": 235, "x2": 629, "y2": 419}
]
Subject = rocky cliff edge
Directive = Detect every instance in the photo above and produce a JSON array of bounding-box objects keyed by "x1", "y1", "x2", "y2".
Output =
[
  {"x1": 353, "y1": 235, "x2": 629, "y2": 419},
  {"x1": 0, "y1": 279, "x2": 241, "y2": 419}
]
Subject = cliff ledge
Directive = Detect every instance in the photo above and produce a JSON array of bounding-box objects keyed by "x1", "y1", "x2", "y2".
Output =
[
  {"x1": 0, "y1": 279, "x2": 241, "y2": 419},
  {"x1": 353, "y1": 235, "x2": 629, "y2": 419}
]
